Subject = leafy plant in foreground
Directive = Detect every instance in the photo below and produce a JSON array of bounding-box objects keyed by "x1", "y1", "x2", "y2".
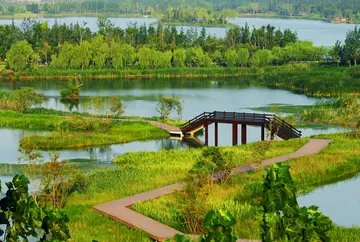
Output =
[
  {"x1": 199, "y1": 210, "x2": 237, "y2": 242},
  {"x1": 171, "y1": 209, "x2": 237, "y2": 242},
  {"x1": 260, "y1": 163, "x2": 334, "y2": 242},
  {"x1": 0, "y1": 175, "x2": 70, "y2": 241}
]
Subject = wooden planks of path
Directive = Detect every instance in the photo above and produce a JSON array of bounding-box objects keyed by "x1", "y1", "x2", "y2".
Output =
[
  {"x1": 93, "y1": 139, "x2": 331, "y2": 242},
  {"x1": 147, "y1": 120, "x2": 182, "y2": 136}
]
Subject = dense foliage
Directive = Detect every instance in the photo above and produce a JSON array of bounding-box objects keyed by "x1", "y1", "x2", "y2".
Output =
[
  {"x1": 0, "y1": 18, "x2": 333, "y2": 73},
  {"x1": 0, "y1": 174, "x2": 70, "y2": 241},
  {"x1": 260, "y1": 163, "x2": 334, "y2": 241},
  {"x1": 0, "y1": 87, "x2": 44, "y2": 112},
  {"x1": 1, "y1": 0, "x2": 360, "y2": 23}
]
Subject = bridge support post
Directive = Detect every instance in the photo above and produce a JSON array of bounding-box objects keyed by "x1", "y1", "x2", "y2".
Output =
[
  {"x1": 241, "y1": 125, "x2": 247, "y2": 145},
  {"x1": 204, "y1": 123, "x2": 209, "y2": 146},
  {"x1": 214, "y1": 122, "x2": 218, "y2": 147},
  {"x1": 261, "y1": 125, "x2": 265, "y2": 141},
  {"x1": 232, "y1": 123, "x2": 238, "y2": 146}
]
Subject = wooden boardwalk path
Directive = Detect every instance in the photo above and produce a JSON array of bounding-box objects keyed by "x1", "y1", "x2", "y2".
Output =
[
  {"x1": 147, "y1": 120, "x2": 182, "y2": 136},
  {"x1": 93, "y1": 139, "x2": 331, "y2": 241}
]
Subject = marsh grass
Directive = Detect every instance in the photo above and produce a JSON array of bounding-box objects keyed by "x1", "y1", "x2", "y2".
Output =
[
  {"x1": 251, "y1": 105, "x2": 314, "y2": 114},
  {"x1": 0, "y1": 110, "x2": 168, "y2": 149},
  {"x1": 20, "y1": 121, "x2": 168, "y2": 149}
]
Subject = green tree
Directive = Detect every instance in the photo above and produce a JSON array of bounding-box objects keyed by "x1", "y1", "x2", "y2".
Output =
[
  {"x1": 225, "y1": 49, "x2": 238, "y2": 67},
  {"x1": 6, "y1": 40, "x2": 33, "y2": 71},
  {"x1": 252, "y1": 49, "x2": 272, "y2": 67},
  {"x1": 173, "y1": 48, "x2": 186, "y2": 67},
  {"x1": 91, "y1": 35, "x2": 109, "y2": 69},
  {"x1": 156, "y1": 97, "x2": 183, "y2": 120},
  {"x1": 9, "y1": 87, "x2": 44, "y2": 113},
  {"x1": 51, "y1": 42, "x2": 74, "y2": 70},
  {"x1": 78, "y1": 40, "x2": 92, "y2": 70},
  {"x1": 271, "y1": 46, "x2": 285, "y2": 65},
  {"x1": 121, "y1": 44, "x2": 135, "y2": 68},
  {"x1": 157, "y1": 51, "x2": 172, "y2": 68},
  {"x1": 237, "y1": 48, "x2": 249, "y2": 67},
  {"x1": 110, "y1": 42, "x2": 124, "y2": 71},
  {"x1": 137, "y1": 47, "x2": 153, "y2": 69},
  {"x1": 109, "y1": 96, "x2": 125, "y2": 117}
]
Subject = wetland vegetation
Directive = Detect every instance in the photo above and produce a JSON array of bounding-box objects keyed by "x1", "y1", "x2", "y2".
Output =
[{"x1": 0, "y1": 7, "x2": 360, "y2": 241}]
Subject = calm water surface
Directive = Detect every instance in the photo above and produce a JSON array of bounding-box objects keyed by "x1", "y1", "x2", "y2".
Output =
[
  {"x1": 0, "y1": 78, "x2": 324, "y2": 119},
  {"x1": 0, "y1": 17, "x2": 356, "y2": 46},
  {"x1": 0, "y1": 129, "x2": 188, "y2": 164},
  {"x1": 299, "y1": 174, "x2": 360, "y2": 227}
]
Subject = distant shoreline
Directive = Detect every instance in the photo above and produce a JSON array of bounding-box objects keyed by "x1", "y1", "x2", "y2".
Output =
[{"x1": 0, "y1": 13, "x2": 357, "y2": 25}]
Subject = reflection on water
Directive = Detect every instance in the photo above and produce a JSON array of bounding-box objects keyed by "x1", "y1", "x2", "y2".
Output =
[
  {"x1": 0, "y1": 78, "x2": 325, "y2": 119},
  {"x1": 0, "y1": 129, "x2": 190, "y2": 164},
  {"x1": 298, "y1": 174, "x2": 360, "y2": 227}
]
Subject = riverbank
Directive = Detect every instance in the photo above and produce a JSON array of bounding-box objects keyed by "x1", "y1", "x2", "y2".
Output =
[
  {"x1": 237, "y1": 13, "x2": 331, "y2": 23},
  {"x1": 2, "y1": 65, "x2": 359, "y2": 97},
  {"x1": 152, "y1": 21, "x2": 236, "y2": 27},
  {"x1": 0, "y1": 12, "x2": 159, "y2": 19}
]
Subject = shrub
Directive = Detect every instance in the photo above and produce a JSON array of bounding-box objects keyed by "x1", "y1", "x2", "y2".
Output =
[{"x1": 260, "y1": 163, "x2": 334, "y2": 242}]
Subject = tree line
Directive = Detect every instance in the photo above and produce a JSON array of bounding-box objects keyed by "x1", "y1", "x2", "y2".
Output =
[
  {"x1": 1, "y1": 0, "x2": 360, "y2": 23},
  {"x1": 1, "y1": 17, "x2": 333, "y2": 72}
]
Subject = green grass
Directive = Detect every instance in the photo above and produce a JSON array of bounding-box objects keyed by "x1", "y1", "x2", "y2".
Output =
[
  {"x1": 20, "y1": 121, "x2": 167, "y2": 149},
  {"x1": 131, "y1": 133, "x2": 360, "y2": 241},
  {"x1": 6, "y1": 65, "x2": 360, "y2": 97},
  {"x1": 64, "y1": 138, "x2": 306, "y2": 241},
  {"x1": 0, "y1": 110, "x2": 168, "y2": 149},
  {"x1": 251, "y1": 104, "x2": 315, "y2": 114},
  {"x1": 153, "y1": 21, "x2": 236, "y2": 27}
]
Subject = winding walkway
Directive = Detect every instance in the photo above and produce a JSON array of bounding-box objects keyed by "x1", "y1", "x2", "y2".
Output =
[{"x1": 93, "y1": 139, "x2": 331, "y2": 242}]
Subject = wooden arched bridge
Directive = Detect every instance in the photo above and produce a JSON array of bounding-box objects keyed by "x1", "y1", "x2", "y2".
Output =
[{"x1": 180, "y1": 111, "x2": 302, "y2": 146}]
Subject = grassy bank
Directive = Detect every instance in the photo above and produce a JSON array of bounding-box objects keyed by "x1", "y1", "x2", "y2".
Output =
[
  {"x1": 253, "y1": 95, "x2": 360, "y2": 128},
  {"x1": 238, "y1": 13, "x2": 330, "y2": 22},
  {"x1": 0, "y1": 13, "x2": 157, "y2": 19},
  {"x1": 0, "y1": 110, "x2": 168, "y2": 149},
  {"x1": 20, "y1": 121, "x2": 167, "y2": 149},
  {"x1": 2, "y1": 67, "x2": 257, "y2": 80},
  {"x1": 153, "y1": 21, "x2": 236, "y2": 27},
  {"x1": 131, "y1": 133, "x2": 360, "y2": 241},
  {"x1": 2, "y1": 65, "x2": 359, "y2": 97},
  {"x1": 251, "y1": 104, "x2": 315, "y2": 114}
]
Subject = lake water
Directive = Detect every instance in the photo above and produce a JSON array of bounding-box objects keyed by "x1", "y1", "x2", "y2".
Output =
[
  {"x1": 0, "y1": 129, "x2": 190, "y2": 164},
  {"x1": 0, "y1": 17, "x2": 356, "y2": 46},
  {"x1": 299, "y1": 174, "x2": 360, "y2": 227},
  {"x1": 0, "y1": 78, "x2": 325, "y2": 119}
]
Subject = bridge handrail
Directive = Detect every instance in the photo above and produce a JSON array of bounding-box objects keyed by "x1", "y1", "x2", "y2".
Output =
[
  {"x1": 181, "y1": 111, "x2": 302, "y2": 138},
  {"x1": 265, "y1": 115, "x2": 302, "y2": 137},
  {"x1": 180, "y1": 112, "x2": 213, "y2": 129}
]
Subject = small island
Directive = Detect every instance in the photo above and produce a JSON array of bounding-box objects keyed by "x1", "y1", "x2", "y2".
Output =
[{"x1": 60, "y1": 75, "x2": 83, "y2": 100}]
